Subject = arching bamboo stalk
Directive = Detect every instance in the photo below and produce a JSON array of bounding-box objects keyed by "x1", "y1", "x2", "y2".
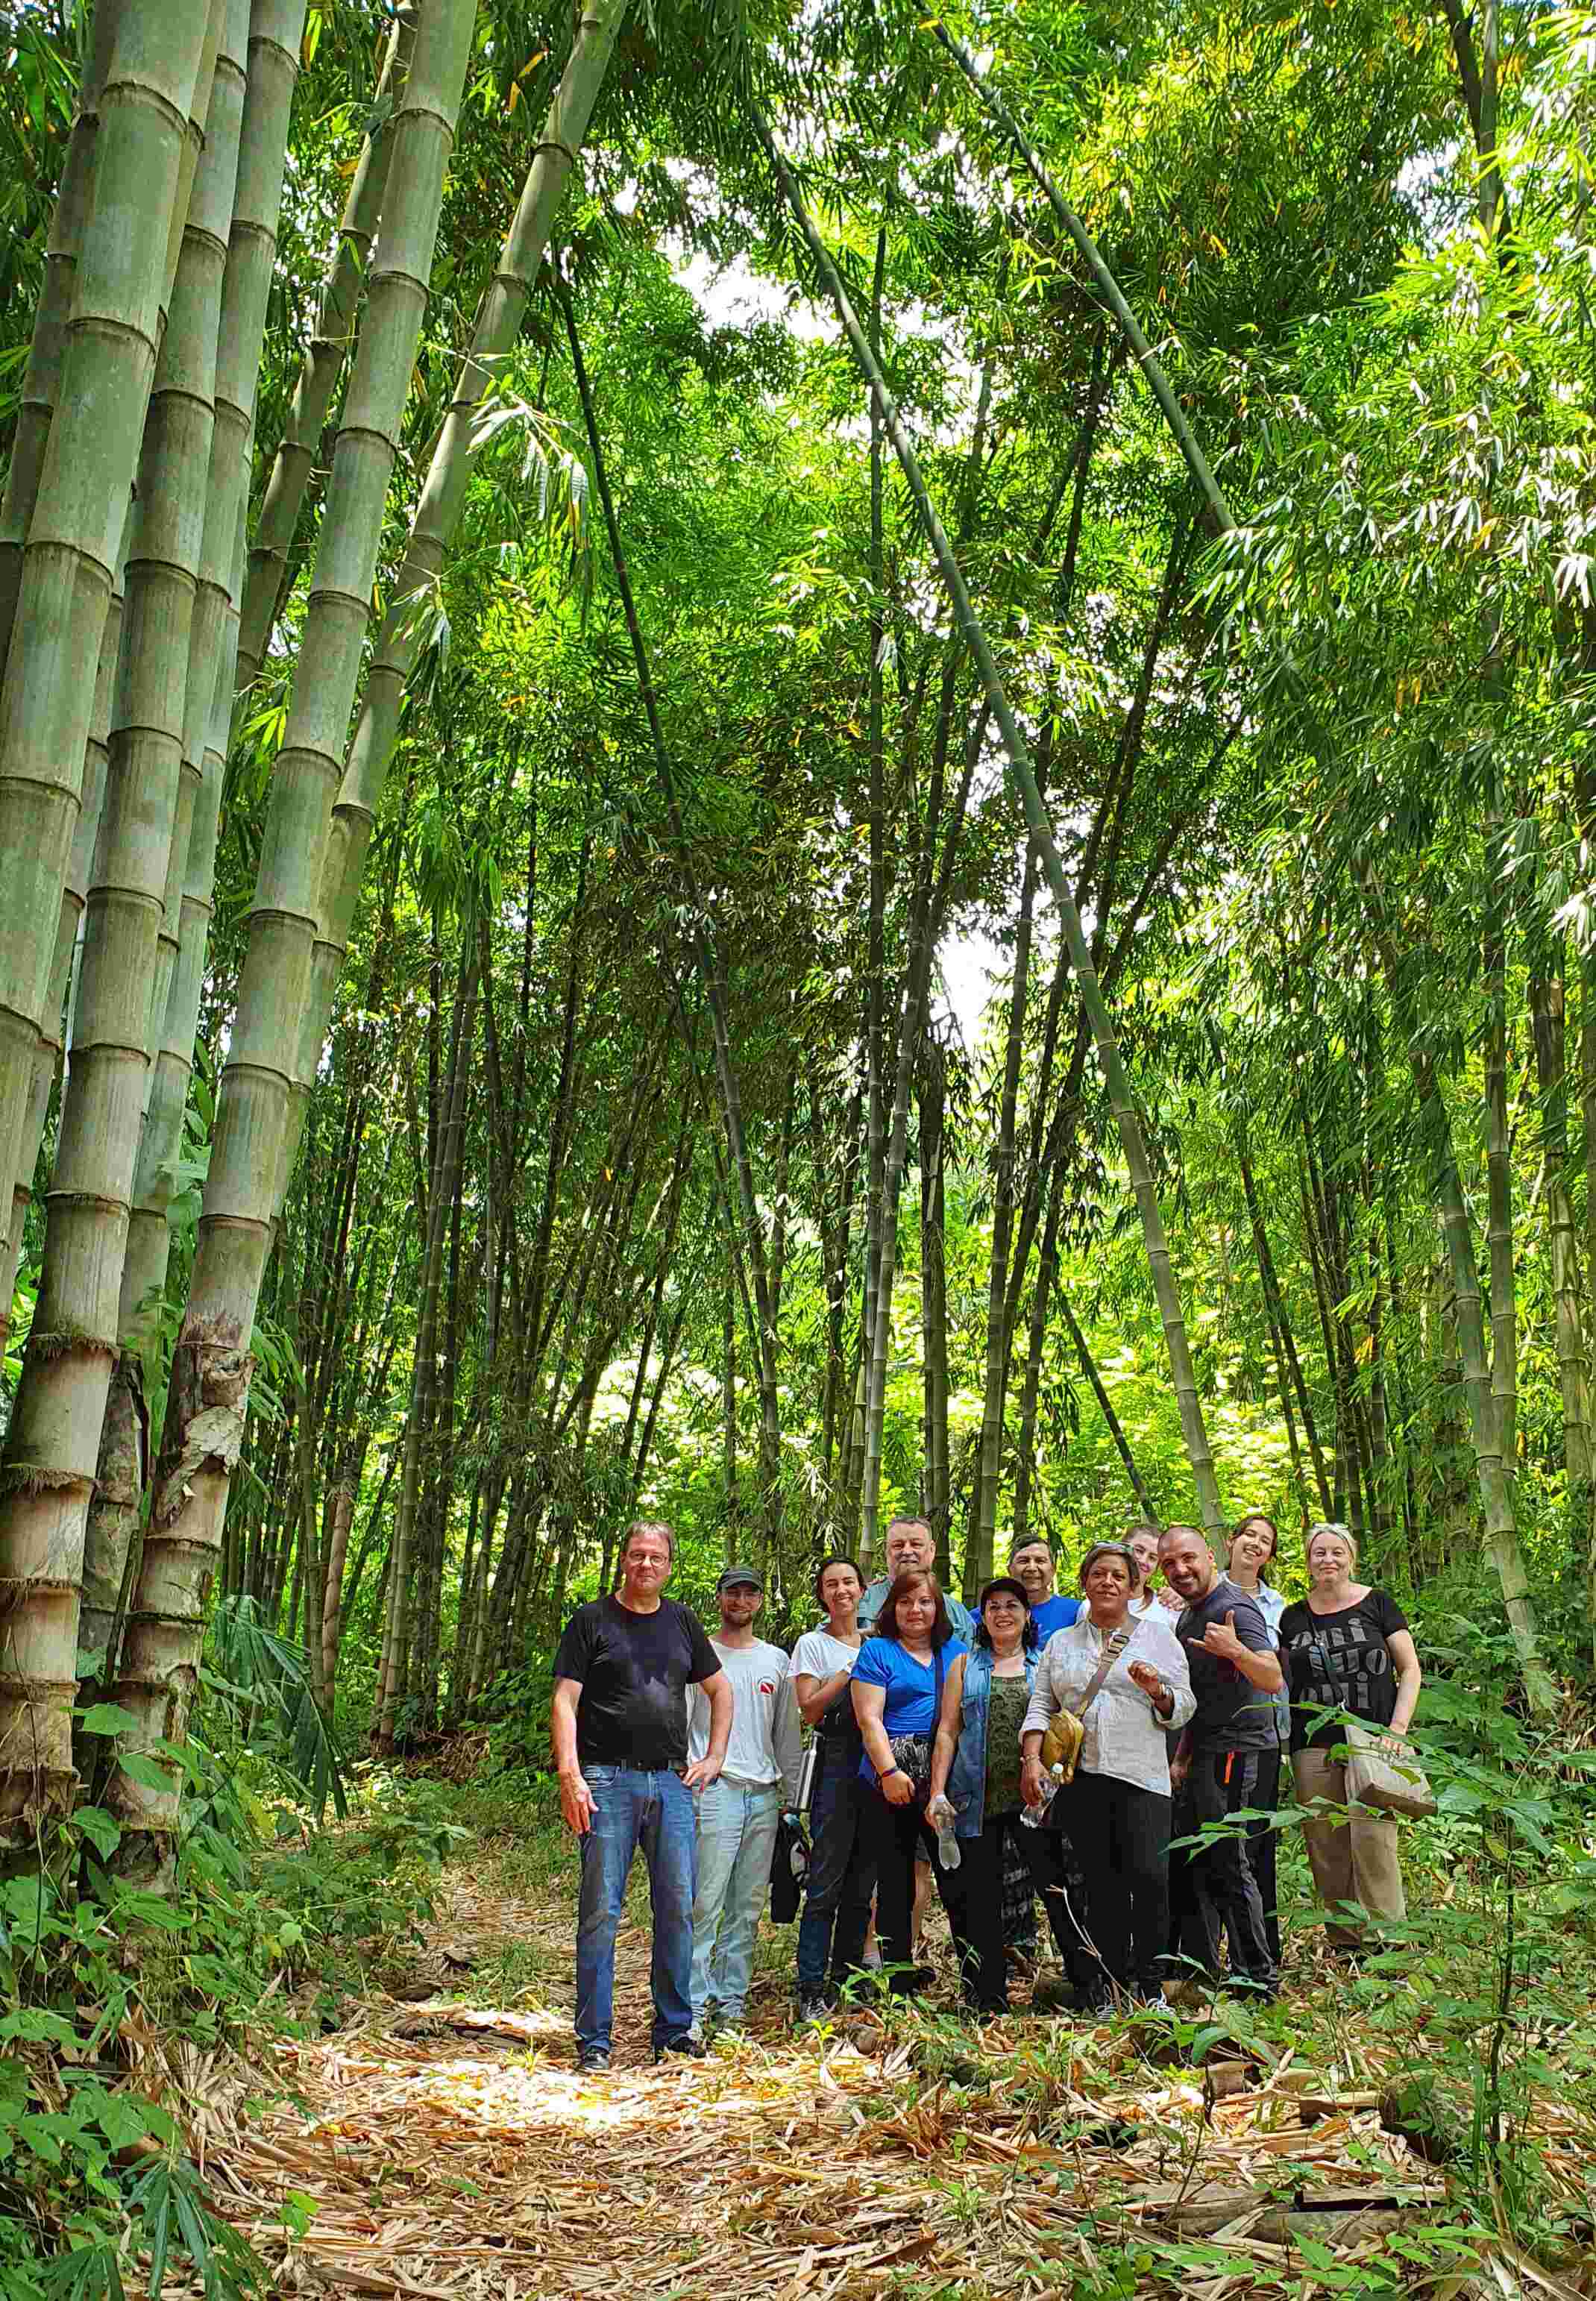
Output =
[
  {"x1": 753, "y1": 104, "x2": 1228, "y2": 1538},
  {"x1": 929, "y1": 25, "x2": 1232, "y2": 537},
  {"x1": 295, "y1": 0, "x2": 628, "y2": 1181}
]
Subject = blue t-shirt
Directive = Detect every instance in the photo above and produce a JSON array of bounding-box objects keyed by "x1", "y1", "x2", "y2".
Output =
[
  {"x1": 1030, "y1": 1594, "x2": 1081, "y2": 1646},
  {"x1": 852, "y1": 1635, "x2": 967, "y2": 1783}
]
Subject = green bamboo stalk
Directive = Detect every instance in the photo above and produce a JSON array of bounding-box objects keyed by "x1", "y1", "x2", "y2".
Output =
[
  {"x1": 930, "y1": 24, "x2": 1233, "y2": 537},
  {"x1": 0, "y1": 4, "x2": 248, "y2": 1824},
  {"x1": 1058, "y1": 1287, "x2": 1161, "y2": 1525},
  {"x1": 379, "y1": 949, "x2": 479, "y2": 1751},
  {"x1": 1354, "y1": 853, "x2": 1556, "y2": 1714},
  {"x1": 753, "y1": 104, "x2": 1228, "y2": 1537},
  {"x1": 561, "y1": 290, "x2": 785, "y2": 1553},
  {"x1": 105, "y1": 0, "x2": 478, "y2": 1877},
  {"x1": 0, "y1": 3, "x2": 214, "y2": 1327},
  {"x1": 295, "y1": 0, "x2": 627, "y2": 1155},
  {"x1": 0, "y1": 521, "x2": 122, "y2": 1357},
  {"x1": 81, "y1": 519, "x2": 245, "y2": 1715},
  {"x1": 236, "y1": 1, "x2": 419, "y2": 695},
  {"x1": 1483, "y1": 787, "x2": 1517, "y2": 1466},
  {"x1": 0, "y1": 0, "x2": 124, "y2": 682},
  {"x1": 77, "y1": 0, "x2": 308, "y2": 1725}
]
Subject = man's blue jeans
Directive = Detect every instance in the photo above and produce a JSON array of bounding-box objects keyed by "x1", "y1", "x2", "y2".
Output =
[
  {"x1": 795, "y1": 1740, "x2": 875, "y2": 1996},
  {"x1": 576, "y1": 1765, "x2": 697, "y2": 2053},
  {"x1": 689, "y1": 1776, "x2": 782, "y2": 2024}
]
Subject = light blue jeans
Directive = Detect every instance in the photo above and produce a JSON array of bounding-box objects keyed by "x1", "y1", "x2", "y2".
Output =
[{"x1": 690, "y1": 1775, "x2": 783, "y2": 2024}]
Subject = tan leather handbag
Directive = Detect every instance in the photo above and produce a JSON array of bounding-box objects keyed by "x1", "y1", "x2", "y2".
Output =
[{"x1": 1041, "y1": 1622, "x2": 1139, "y2": 1786}]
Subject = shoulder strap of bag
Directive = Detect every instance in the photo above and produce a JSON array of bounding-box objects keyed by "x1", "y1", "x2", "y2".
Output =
[{"x1": 1069, "y1": 1616, "x2": 1140, "y2": 1720}]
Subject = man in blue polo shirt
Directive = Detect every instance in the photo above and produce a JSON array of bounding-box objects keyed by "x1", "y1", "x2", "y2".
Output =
[{"x1": 1009, "y1": 1536, "x2": 1080, "y2": 1647}]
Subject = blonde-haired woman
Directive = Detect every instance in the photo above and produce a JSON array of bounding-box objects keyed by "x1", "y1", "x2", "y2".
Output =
[{"x1": 1278, "y1": 1522, "x2": 1421, "y2": 1954}]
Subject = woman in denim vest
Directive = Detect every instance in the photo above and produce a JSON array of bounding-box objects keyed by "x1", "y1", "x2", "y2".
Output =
[{"x1": 927, "y1": 1577, "x2": 1078, "y2": 2013}]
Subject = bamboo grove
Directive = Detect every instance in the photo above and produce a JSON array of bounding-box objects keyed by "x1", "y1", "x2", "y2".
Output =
[{"x1": 1, "y1": 0, "x2": 1595, "y2": 1857}]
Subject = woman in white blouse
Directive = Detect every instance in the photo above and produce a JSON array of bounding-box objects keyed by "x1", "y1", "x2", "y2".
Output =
[{"x1": 1020, "y1": 1542, "x2": 1194, "y2": 2009}]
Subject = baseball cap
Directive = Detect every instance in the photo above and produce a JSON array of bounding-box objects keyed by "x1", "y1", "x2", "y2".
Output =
[{"x1": 717, "y1": 1566, "x2": 764, "y2": 1592}]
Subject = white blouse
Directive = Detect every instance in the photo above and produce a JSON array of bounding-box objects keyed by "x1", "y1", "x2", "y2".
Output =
[{"x1": 1020, "y1": 1609, "x2": 1195, "y2": 1796}]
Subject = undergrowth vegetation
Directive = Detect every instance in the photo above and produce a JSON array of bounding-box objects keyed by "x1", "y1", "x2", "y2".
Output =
[{"x1": 5, "y1": 1601, "x2": 1596, "y2": 2296}]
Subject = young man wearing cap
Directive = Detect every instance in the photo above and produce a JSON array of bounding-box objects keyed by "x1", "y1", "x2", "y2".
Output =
[
  {"x1": 685, "y1": 1566, "x2": 802, "y2": 2038},
  {"x1": 552, "y1": 1521, "x2": 733, "y2": 2073}
]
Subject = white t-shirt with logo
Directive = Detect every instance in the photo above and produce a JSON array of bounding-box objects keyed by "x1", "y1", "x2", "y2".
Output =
[{"x1": 686, "y1": 1636, "x2": 802, "y2": 1800}]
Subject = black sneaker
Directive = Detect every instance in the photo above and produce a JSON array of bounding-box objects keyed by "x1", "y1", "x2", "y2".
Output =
[
  {"x1": 576, "y1": 2046, "x2": 611, "y2": 2074},
  {"x1": 652, "y1": 2034, "x2": 708, "y2": 2064},
  {"x1": 796, "y1": 1991, "x2": 832, "y2": 2024}
]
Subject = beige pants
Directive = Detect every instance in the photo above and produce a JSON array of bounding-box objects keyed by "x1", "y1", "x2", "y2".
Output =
[{"x1": 1291, "y1": 1746, "x2": 1406, "y2": 1945}]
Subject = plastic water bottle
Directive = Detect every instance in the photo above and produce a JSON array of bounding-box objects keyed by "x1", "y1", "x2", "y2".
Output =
[
  {"x1": 934, "y1": 1810, "x2": 961, "y2": 1871},
  {"x1": 1021, "y1": 1774, "x2": 1058, "y2": 1830}
]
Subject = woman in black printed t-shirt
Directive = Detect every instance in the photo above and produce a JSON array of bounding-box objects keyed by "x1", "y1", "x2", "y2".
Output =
[{"x1": 1278, "y1": 1522, "x2": 1421, "y2": 1953}]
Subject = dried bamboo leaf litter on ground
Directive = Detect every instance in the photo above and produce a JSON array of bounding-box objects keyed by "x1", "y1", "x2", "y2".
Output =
[{"x1": 185, "y1": 1830, "x2": 1596, "y2": 2300}]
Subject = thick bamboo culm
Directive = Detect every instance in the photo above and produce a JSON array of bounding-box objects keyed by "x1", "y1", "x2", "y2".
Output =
[
  {"x1": 0, "y1": 4, "x2": 215, "y2": 1309},
  {"x1": 106, "y1": 0, "x2": 480, "y2": 1873}
]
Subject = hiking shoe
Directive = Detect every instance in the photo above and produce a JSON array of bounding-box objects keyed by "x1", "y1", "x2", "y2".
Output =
[
  {"x1": 653, "y1": 2034, "x2": 708, "y2": 2064},
  {"x1": 576, "y1": 2047, "x2": 611, "y2": 2074},
  {"x1": 796, "y1": 1991, "x2": 832, "y2": 2024}
]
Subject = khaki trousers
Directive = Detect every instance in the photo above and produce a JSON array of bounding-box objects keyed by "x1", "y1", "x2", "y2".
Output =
[{"x1": 1291, "y1": 1746, "x2": 1406, "y2": 1945}]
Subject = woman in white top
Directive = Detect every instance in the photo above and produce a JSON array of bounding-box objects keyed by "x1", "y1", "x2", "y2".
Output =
[
  {"x1": 790, "y1": 1557, "x2": 870, "y2": 2019},
  {"x1": 1020, "y1": 1542, "x2": 1194, "y2": 2007}
]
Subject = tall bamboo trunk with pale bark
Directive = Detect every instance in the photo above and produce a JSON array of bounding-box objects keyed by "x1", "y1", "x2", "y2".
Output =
[
  {"x1": 0, "y1": 10, "x2": 238, "y2": 1836},
  {"x1": 79, "y1": 0, "x2": 307, "y2": 1718},
  {"x1": 0, "y1": 5, "x2": 216, "y2": 1340},
  {"x1": 101, "y1": 0, "x2": 478, "y2": 1877}
]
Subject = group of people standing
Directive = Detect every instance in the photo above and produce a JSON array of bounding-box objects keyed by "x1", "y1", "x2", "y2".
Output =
[{"x1": 550, "y1": 1510, "x2": 1422, "y2": 2070}]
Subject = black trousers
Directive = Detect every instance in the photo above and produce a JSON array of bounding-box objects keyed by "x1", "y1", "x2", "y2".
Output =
[
  {"x1": 1018, "y1": 1806, "x2": 1096, "y2": 1989},
  {"x1": 1052, "y1": 1771, "x2": 1171, "y2": 1999},
  {"x1": 866, "y1": 1787, "x2": 940, "y2": 1979},
  {"x1": 1245, "y1": 1745, "x2": 1282, "y2": 1966},
  {"x1": 934, "y1": 1812, "x2": 1029, "y2": 2009},
  {"x1": 1173, "y1": 1746, "x2": 1277, "y2": 1985}
]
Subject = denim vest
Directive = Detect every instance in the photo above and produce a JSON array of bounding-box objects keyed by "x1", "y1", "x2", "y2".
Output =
[{"x1": 945, "y1": 1645, "x2": 1039, "y2": 1839}]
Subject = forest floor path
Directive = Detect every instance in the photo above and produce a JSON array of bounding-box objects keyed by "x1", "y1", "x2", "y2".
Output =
[{"x1": 198, "y1": 1800, "x2": 1523, "y2": 2300}]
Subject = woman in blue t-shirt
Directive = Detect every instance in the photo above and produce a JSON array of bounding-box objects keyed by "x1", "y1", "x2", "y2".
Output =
[{"x1": 851, "y1": 1568, "x2": 967, "y2": 1994}]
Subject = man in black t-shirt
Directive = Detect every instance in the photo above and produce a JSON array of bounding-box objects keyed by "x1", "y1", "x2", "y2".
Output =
[
  {"x1": 1159, "y1": 1525, "x2": 1284, "y2": 1997},
  {"x1": 551, "y1": 1521, "x2": 732, "y2": 2072}
]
